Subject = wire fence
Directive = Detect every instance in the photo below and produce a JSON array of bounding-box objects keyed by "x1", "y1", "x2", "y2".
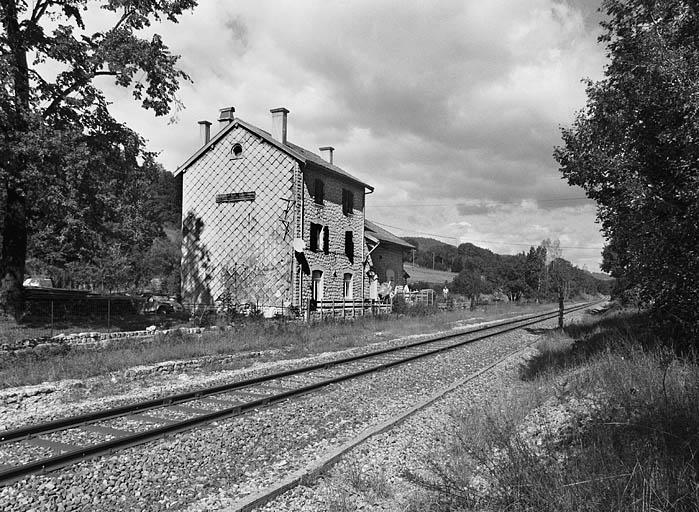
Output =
[{"x1": 1, "y1": 287, "x2": 445, "y2": 347}]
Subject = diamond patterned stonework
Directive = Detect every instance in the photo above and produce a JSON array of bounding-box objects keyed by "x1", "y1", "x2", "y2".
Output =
[{"x1": 181, "y1": 125, "x2": 298, "y2": 311}]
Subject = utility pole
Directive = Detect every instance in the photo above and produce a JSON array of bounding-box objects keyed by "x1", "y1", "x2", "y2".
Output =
[{"x1": 432, "y1": 252, "x2": 435, "y2": 270}]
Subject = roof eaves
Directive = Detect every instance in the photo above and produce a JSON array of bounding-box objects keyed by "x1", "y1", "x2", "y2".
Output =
[{"x1": 364, "y1": 219, "x2": 415, "y2": 249}]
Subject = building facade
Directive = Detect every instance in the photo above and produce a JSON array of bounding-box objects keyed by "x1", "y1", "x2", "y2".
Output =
[
  {"x1": 176, "y1": 107, "x2": 373, "y2": 314},
  {"x1": 365, "y1": 219, "x2": 415, "y2": 291}
]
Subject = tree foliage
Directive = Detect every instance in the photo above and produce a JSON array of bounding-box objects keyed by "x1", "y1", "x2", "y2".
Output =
[
  {"x1": 554, "y1": 0, "x2": 699, "y2": 341},
  {"x1": 1, "y1": 0, "x2": 196, "y2": 313},
  {"x1": 405, "y1": 237, "x2": 611, "y2": 303}
]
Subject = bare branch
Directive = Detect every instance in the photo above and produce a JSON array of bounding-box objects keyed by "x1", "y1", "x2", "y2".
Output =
[{"x1": 29, "y1": 0, "x2": 51, "y2": 25}]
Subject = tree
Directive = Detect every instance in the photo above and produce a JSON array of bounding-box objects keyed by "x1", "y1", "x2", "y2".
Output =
[
  {"x1": 554, "y1": 0, "x2": 699, "y2": 342},
  {"x1": 524, "y1": 245, "x2": 547, "y2": 302},
  {"x1": 1, "y1": 0, "x2": 196, "y2": 316},
  {"x1": 453, "y1": 269, "x2": 487, "y2": 310}
]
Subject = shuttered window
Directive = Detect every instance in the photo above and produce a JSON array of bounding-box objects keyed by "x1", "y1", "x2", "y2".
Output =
[
  {"x1": 323, "y1": 226, "x2": 330, "y2": 254},
  {"x1": 342, "y1": 189, "x2": 354, "y2": 215},
  {"x1": 310, "y1": 223, "x2": 322, "y2": 251},
  {"x1": 314, "y1": 179, "x2": 324, "y2": 204},
  {"x1": 345, "y1": 231, "x2": 354, "y2": 263}
]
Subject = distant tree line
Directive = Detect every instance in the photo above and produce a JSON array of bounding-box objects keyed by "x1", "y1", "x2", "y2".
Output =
[{"x1": 404, "y1": 237, "x2": 613, "y2": 305}]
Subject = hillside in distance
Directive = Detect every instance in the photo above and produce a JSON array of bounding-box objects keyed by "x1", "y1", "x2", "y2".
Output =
[{"x1": 402, "y1": 237, "x2": 613, "y2": 297}]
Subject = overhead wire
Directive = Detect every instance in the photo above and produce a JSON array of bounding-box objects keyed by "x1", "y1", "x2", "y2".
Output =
[{"x1": 368, "y1": 196, "x2": 590, "y2": 207}]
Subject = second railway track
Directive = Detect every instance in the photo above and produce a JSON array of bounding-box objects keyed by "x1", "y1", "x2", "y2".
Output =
[{"x1": 0, "y1": 301, "x2": 598, "y2": 485}]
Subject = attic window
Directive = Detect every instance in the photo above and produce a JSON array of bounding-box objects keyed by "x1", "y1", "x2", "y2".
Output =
[{"x1": 231, "y1": 142, "x2": 243, "y2": 159}]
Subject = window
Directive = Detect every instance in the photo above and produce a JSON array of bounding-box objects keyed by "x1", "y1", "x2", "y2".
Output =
[
  {"x1": 343, "y1": 273, "x2": 353, "y2": 299},
  {"x1": 312, "y1": 270, "x2": 323, "y2": 301},
  {"x1": 231, "y1": 142, "x2": 243, "y2": 159},
  {"x1": 323, "y1": 226, "x2": 330, "y2": 254},
  {"x1": 314, "y1": 179, "x2": 324, "y2": 204},
  {"x1": 309, "y1": 223, "x2": 322, "y2": 251},
  {"x1": 344, "y1": 231, "x2": 354, "y2": 263},
  {"x1": 342, "y1": 189, "x2": 354, "y2": 215}
]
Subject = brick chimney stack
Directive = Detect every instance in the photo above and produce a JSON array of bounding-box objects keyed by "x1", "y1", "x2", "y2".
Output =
[
  {"x1": 319, "y1": 146, "x2": 334, "y2": 165},
  {"x1": 270, "y1": 107, "x2": 289, "y2": 144},
  {"x1": 218, "y1": 106, "x2": 235, "y2": 132}
]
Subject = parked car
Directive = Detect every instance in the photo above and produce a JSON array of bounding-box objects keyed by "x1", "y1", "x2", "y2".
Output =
[
  {"x1": 23, "y1": 276, "x2": 53, "y2": 288},
  {"x1": 140, "y1": 294, "x2": 184, "y2": 316}
]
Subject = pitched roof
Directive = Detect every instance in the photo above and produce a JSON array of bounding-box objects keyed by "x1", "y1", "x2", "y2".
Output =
[
  {"x1": 175, "y1": 118, "x2": 373, "y2": 191},
  {"x1": 284, "y1": 141, "x2": 373, "y2": 190},
  {"x1": 365, "y1": 219, "x2": 415, "y2": 249}
]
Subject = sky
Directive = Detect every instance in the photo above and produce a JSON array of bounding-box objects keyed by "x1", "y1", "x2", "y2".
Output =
[{"x1": 103, "y1": 0, "x2": 610, "y2": 271}]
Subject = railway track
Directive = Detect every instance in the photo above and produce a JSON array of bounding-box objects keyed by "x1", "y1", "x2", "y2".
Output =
[{"x1": 0, "y1": 301, "x2": 598, "y2": 484}]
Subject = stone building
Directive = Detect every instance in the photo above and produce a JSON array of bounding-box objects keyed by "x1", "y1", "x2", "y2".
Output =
[
  {"x1": 175, "y1": 106, "x2": 373, "y2": 314},
  {"x1": 365, "y1": 219, "x2": 415, "y2": 294}
]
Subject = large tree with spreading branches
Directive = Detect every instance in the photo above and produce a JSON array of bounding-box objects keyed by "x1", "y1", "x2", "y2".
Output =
[
  {"x1": 0, "y1": 0, "x2": 196, "y2": 316},
  {"x1": 554, "y1": 0, "x2": 699, "y2": 344}
]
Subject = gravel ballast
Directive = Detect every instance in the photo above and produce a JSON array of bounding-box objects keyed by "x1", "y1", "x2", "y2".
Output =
[{"x1": 0, "y1": 310, "x2": 588, "y2": 511}]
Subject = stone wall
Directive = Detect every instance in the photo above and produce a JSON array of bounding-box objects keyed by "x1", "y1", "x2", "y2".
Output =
[
  {"x1": 301, "y1": 166, "x2": 365, "y2": 304},
  {"x1": 371, "y1": 244, "x2": 408, "y2": 287},
  {"x1": 181, "y1": 125, "x2": 297, "y2": 309}
]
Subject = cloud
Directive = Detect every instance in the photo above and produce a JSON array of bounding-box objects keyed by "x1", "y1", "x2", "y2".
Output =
[{"x1": 102, "y1": 0, "x2": 608, "y2": 268}]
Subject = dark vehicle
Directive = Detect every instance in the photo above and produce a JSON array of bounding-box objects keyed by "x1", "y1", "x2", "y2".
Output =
[{"x1": 140, "y1": 294, "x2": 184, "y2": 316}]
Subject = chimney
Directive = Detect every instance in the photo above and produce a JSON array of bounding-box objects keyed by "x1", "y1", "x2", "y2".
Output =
[
  {"x1": 270, "y1": 107, "x2": 289, "y2": 144},
  {"x1": 319, "y1": 146, "x2": 335, "y2": 165},
  {"x1": 218, "y1": 106, "x2": 235, "y2": 132},
  {"x1": 198, "y1": 120, "x2": 212, "y2": 146}
]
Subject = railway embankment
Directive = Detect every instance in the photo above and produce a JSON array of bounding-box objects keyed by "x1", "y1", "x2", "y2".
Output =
[
  {"x1": 0, "y1": 307, "x2": 589, "y2": 511},
  {"x1": 258, "y1": 307, "x2": 699, "y2": 512}
]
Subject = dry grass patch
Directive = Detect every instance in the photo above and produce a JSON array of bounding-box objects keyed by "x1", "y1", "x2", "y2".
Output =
[
  {"x1": 407, "y1": 310, "x2": 699, "y2": 511},
  {"x1": 0, "y1": 302, "x2": 557, "y2": 389}
]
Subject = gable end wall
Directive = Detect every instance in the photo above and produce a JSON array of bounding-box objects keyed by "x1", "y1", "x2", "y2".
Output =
[{"x1": 181, "y1": 125, "x2": 299, "y2": 312}]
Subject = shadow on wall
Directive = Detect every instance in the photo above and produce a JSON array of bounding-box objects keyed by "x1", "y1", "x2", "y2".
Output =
[{"x1": 181, "y1": 211, "x2": 213, "y2": 306}]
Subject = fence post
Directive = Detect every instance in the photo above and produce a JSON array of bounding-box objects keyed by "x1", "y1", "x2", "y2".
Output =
[{"x1": 50, "y1": 300, "x2": 54, "y2": 338}]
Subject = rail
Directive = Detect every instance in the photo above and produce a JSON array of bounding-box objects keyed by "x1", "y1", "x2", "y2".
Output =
[{"x1": 0, "y1": 301, "x2": 599, "y2": 484}]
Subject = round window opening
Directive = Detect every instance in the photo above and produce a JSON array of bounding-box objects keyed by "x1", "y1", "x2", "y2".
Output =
[{"x1": 232, "y1": 143, "x2": 243, "y2": 157}]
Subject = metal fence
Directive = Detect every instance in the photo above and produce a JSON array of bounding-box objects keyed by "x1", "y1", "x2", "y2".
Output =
[
  {"x1": 0, "y1": 293, "x2": 149, "y2": 346},
  {"x1": 1, "y1": 289, "x2": 439, "y2": 347}
]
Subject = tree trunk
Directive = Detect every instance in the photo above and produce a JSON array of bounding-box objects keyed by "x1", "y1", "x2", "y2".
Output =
[{"x1": 1, "y1": 0, "x2": 31, "y2": 319}]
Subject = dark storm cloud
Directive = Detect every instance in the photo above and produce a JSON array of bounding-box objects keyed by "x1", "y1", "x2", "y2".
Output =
[{"x1": 105, "y1": 0, "x2": 608, "y2": 267}]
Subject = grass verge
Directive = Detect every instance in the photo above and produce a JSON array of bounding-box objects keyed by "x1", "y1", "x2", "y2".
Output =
[
  {"x1": 0, "y1": 301, "x2": 557, "y2": 389},
  {"x1": 407, "y1": 309, "x2": 699, "y2": 511}
]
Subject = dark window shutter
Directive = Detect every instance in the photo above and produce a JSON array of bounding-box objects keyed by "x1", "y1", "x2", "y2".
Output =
[
  {"x1": 323, "y1": 226, "x2": 330, "y2": 254},
  {"x1": 314, "y1": 179, "x2": 324, "y2": 204},
  {"x1": 345, "y1": 231, "x2": 354, "y2": 263},
  {"x1": 342, "y1": 189, "x2": 354, "y2": 215}
]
